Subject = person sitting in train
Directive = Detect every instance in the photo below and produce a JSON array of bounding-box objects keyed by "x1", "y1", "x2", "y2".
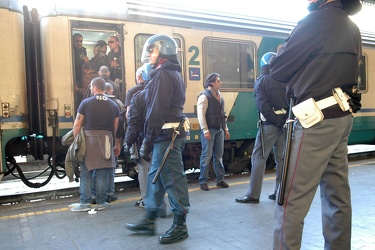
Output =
[{"x1": 108, "y1": 36, "x2": 123, "y2": 82}]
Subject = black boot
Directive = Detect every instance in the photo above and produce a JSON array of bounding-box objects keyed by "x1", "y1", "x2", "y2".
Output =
[
  {"x1": 159, "y1": 213, "x2": 188, "y2": 244},
  {"x1": 126, "y1": 211, "x2": 157, "y2": 235}
]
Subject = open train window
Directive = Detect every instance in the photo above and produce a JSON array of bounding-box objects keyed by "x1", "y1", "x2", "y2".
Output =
[
  {"x1": 70, "y1": 20, "x2": 124, "y2": 110},
  {"x1": 134, "y1": 34, "x2": 185, "y2": 82},
  {"x1": 358, "y1": 54, "x2": 367, "y2": 93},
  {"x1": 203, "y1": 38, "x2": 256, "y2": 89}
]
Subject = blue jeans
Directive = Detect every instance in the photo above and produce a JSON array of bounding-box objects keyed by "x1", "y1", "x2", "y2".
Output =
[
  {"x1": 79, "y1": 162, "x2": 111, "y2": 204},
  {"x1": 199, "y1": 129, "x2": 225, "y2": 184},
  {"x1": 144, "y1": 137, "x2": 190, "y2": 216},
  {"x1": 91, "y1": 168, "x2": 115, "y2": 197},
  {"x1": 107, "y1": 167, "x2": 115, "y2": 195}
]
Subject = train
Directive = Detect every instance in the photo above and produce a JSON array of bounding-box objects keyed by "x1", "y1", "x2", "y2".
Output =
[{"x1": 1, "y1": 0, "x2": 375, "y2": 188}]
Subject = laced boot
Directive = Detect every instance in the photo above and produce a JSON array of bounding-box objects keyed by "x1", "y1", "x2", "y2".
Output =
[
  {"x1": 126, "y1": 211, "x2": 157, "y2": 235},
  {"x1": 159, "y1": 213, "x2": 188, "y2": 244}
]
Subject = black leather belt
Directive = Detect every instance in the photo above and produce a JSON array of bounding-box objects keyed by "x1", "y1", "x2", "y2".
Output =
[{"x1": 322, "y1": 104, "x2": 350, "y2": 119}]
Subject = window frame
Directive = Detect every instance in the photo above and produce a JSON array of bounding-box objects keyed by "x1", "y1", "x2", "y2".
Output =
[
  {"x1": 358, "y1": 54, "x2": 368, "y2": 93},
  {"x1": 202, "y1": 37, "x2": 257, "y2": 91}
]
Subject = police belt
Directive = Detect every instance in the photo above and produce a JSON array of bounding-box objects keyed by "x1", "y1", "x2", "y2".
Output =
[
  {"x1": 316, "y1": 95, "x2": 344, "y2": 110},
  {"x1": 292, "y1": 87, "x2": 351, "y2": 128},
  {"x1": 162, "y1": 122, "x2": 181, "y2": 129},
  {"x1": 161, "y1": 118, "x2": 190, "y2": 132},
  {"x1": 260, "y1": 109, "x2": 287, "y2": 122}
]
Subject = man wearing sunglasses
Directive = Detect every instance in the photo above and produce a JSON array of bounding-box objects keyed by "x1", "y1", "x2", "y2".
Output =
[
  {"x1": 72, "y1": 33, "x2": 89, "y2": 110},
  {"x1": 108, "y1": 36, "x2": 123, "y2": 82}
]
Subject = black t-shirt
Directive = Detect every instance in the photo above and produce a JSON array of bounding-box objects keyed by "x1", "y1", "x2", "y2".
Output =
[{"x1": 77, "y1": 94, "x2": 119, "y2": 133}]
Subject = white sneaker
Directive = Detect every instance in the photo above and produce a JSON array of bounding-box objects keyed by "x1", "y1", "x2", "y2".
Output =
[
  {"x1": 68, "y1": 203, "x2": 81, "y2": 208},
  {"x1": 71, "y1": 203, "x2": 91, "y2": 212},
  {"x1": 96, "y1": 202, "x2": 110, "y2": 211}
]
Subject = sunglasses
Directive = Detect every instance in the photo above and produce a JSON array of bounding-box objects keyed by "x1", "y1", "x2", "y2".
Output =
[
  {"x1": 75, "y1": 39, "x2": 83, "y2": 43},
  {"x1": 108, "y1": 41, "x2": 116, "y2": 44}
]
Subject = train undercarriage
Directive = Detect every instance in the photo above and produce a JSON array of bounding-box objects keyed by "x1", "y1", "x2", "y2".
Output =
[{"x1": 3, "y1": 134, "x2": 276, "y2": 189}]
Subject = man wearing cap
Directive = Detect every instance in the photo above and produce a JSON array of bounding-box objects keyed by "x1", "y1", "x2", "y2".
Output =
[
  {"x1": 270, "y1": 0, "x2": 362, "y2": 249},
  {"x1": 93, "y1": 40, "x2": 110, "y2": 72}
]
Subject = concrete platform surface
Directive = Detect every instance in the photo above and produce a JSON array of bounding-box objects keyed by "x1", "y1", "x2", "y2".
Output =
[{"x1": 0, "y1": 158, "x2": 374, "y2": 250}]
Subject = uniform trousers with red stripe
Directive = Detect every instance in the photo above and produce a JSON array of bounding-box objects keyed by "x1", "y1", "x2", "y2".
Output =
[{"x1": 273, "y1": 114, "x2": 353, "y2": 250}]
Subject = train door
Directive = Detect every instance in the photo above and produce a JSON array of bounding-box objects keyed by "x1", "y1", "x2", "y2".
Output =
[{"x1": 70, "y1": 21, "x2": 125, "y2": 112}]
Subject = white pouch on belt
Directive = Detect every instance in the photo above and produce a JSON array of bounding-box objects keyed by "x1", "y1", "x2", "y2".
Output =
[
  {"x1": 104, "y1": 134, "x2": 111, "y2": 160},
  {"x1": 333, "y1": 87, "x2": 350, "y2": 112},
  {"x1": 292, "y1": 98, "x2": 324, "y2": 128},
  {"x1": 183, "y1": 117, "x2": 191, "y2": 133}
]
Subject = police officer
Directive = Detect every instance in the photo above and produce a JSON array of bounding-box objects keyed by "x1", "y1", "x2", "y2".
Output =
[
  {"x1": 270, "y1": 0, "x2": 362, "y2": 249},
  {"x1": 126, "y1": 34, "x2": 189, "y2": 244},
  {"x1": 235, "y1": 52, "x2": 287, "y2": 204}
]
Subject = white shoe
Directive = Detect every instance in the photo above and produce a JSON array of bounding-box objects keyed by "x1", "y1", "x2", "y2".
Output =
[
  {"x1": 71, "y1": 203, "x2": 91, "y2": 212},
  {"x1": 96, "y1": 202, "x2": 110, "y2": 211}
]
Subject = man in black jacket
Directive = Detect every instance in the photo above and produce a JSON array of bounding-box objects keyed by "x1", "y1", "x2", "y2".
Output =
[
  {"x1": 235, "y1": 52, "x2": 287, "y2": 204},
  {"x1": 126, "y1": 34, "x2": 189, "y2": 244},
  {"x1": 270, "y1": 0, "x2": 362, "y2": 249}
]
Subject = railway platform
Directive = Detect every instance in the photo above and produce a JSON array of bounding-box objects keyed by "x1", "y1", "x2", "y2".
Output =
[{"x1": 1, "y1": 156, "x2": 375, "y2": 249}]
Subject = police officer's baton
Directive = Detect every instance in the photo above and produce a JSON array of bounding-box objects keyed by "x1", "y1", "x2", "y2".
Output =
[
  {"x1": 152, "y1": 117, "x2": 186, "y2": 184},
  {"x1": 277, "y1": 98, "x2": 294, "y2": 206}
]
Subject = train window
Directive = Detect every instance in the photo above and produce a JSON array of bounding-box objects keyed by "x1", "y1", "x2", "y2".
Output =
[
  {"x1": 203, "y1": 38, "x2": 256, "y2": 89},
  {"x1": 134, "y1": 34, "x2": 185, "y2": 83},
  {"x1": 173, "y1": 34, "x2": 186, "y2": 85},
  {"x1": 134, "y1": 34, "x2": 151, "y2": 72},
  {"x1": 358, "y1": 55, "x2": 367, "y2": 93}
]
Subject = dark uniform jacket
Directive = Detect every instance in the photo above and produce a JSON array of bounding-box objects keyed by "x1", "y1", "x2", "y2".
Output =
[
  {"x1": 143, "y1": 60, "x2": 187, "y2": 143},
  {"x1": 255, "y1": 65, "x2": 288, "y2": 127},
  {"x1": 270, "y1": 1, "x2": 361, "y2": 108},
  {"x1": 125, "y1": 90, "x2": 146, "y2": 147}
]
